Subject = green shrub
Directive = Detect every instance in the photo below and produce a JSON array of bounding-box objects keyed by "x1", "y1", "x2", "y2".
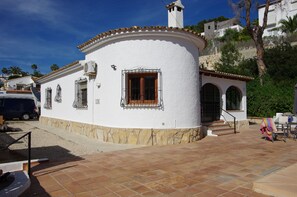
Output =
[{"x1": 247, "y1": 76, "x2": 295, "y2": 117}]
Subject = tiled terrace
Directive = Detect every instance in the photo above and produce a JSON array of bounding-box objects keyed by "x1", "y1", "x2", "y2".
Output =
[{"x1": 22, "y1": 125, "x2": 297, "y2": 196}]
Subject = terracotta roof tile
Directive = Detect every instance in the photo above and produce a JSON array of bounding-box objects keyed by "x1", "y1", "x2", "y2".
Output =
[
  {"x1": 77, "y1": 26, "x2": 207, "y2": 50},
  {"x1": 200, "y1": 69, "x2": 254, "y2": 81}
]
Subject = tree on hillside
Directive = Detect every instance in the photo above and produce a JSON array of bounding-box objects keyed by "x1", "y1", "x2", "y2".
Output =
[
  {"x1": 1, "y1": 67, "x2": 8, "y2": 75},
  {"x1": 216, "y1": 26, "x2": 251, "y2": 42},
  {"x1": 1, "y1": 66, "x2": 28, "y2": 78},
  {"x1": 279, "y1": 14, "x2": 297, "y2": 34},
  {"x1": 30, "y1": 64, "x2": 43, "y2": 77},
  {"x1": 264, "y1": 42, "x2": 297, "y2": 80},
  {"x1": 9, "y1": 66, "x2": 23, "y2": 75},
  {"x1": 215, "y1": 41, "x2": 242, "y2": 73},
  {"x1": 231, "y1": 0, "x2": 271, "y2": 85},
  {"x1": 50, "y1": 64, "x2": 59, "y2": 71}
]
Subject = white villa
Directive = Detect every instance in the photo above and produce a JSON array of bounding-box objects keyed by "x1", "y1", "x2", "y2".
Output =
[
  {"x1": 37, "y1": 0, "x2": 253, "y2": 145},
  {"x1": 5, "y1": 76, "x2": 38, "y2": 91},
  {"x1": 201, "y1": 18, "x2": 243, "y2": 39},
  {"x1": 258, "y1": 0, "x2": 297, "y2": 37}
]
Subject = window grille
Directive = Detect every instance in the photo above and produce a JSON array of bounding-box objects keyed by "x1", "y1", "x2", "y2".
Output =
[
  {"x1": 120, "y1": 68, "x2": 163, "y2": 108},
  {"x1": 44, "y1": 87, "x2": 52, "y2": 109}
]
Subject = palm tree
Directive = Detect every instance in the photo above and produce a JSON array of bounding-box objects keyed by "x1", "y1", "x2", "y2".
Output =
[
  {"x1": 50, "y1": 64, "x2": 59, "y2": 71},
  {"x1": 31, "y1": 64, "x2": 38, "y2": 72},
  {"x1": 9, "y1": 66, "x2": 23, "y2": 75},
  {"x1": 1, "y1": 67, "x2": 9, "y2": 75},
  {"x1": 279, "y1": 14, "x2": 297, "y2": 34}
]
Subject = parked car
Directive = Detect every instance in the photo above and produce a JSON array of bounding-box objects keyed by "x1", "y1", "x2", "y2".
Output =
[{"x1": 0, "y1": 94, "x2": 38, "y2": 120}]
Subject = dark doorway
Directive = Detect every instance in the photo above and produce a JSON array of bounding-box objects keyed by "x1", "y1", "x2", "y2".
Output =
[{"x1": 201, "y1": 83, "x2": 221, "y2": 122}]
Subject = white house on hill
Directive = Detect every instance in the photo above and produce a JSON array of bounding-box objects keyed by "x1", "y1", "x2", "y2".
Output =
[
  {"x1": 37, "y1": 0, "x2": 252, "y2": 145},
  {"x1": 258, "y1": 0, "x2": 297, "y2": 37}
]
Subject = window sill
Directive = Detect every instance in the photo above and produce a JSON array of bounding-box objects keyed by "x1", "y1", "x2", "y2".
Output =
[
  {"x1": 74, "y1": 106, "x2": 88, "y2": 110},
  {"x1": 123, "y1": 103, "x2": 161, "y2": 108}
]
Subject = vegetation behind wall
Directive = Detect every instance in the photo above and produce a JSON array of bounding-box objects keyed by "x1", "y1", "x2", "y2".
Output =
[{"x1": 215, "y1": 40, "x2": 297, "y2": 117}]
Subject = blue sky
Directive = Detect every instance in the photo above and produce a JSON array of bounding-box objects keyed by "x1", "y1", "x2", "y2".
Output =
[{"x1": 0, "y1": 0, "x2": 259, "y2": 75}]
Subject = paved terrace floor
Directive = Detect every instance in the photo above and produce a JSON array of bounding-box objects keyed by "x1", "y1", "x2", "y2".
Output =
[{"x1": 22, "y1": 125, "x2": 297, "y2": 197}]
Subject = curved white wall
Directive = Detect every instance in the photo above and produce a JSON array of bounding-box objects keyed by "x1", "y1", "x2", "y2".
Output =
[
  {"x1": 41, "y1": 35, "x2": 201, "y2": 129},
  {"x1": 87, "y1": 36, "x2": 200, "y2": 129}
]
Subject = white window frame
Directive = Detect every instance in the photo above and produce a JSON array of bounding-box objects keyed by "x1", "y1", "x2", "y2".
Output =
[
  {"x1": 120, "y1": 68, "x2": 163, "y2": 108},
  {"x1": 44, "y1": 87, "x2": 52, "y2": 109},
  {"x1": 73, "y1": 78, "x2": 88, "y2": 109}
]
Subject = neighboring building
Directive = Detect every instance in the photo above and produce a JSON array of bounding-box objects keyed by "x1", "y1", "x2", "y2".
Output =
[
  {"x1": 5, "y1": 76, "x2": 39, "y2": 91},
  {"x1": 37, "y1": 0, "x2": 252, "y2": 146},
  {"x1": 202, "y1": 18, "x2": 243, "y2": 39},
  {"x1": 258, "y1": 0, "x2": 297, "y2": 37},
  {"x1": 4, "y1": 76, "x2": 41, "y2": 114},
  {"x1": 0, "y1": 75, "x2": 7, "y2": 90}
]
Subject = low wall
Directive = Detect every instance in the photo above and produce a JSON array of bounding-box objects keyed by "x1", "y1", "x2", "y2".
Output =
[
  {"x1": 39, "y1": 116, "x2": 203, "y2": 146},
  {"x1": 232, "y1": 120, "x2": 250, "y2": 130}
]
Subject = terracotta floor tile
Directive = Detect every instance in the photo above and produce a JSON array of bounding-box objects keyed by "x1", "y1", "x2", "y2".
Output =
[
  {"x1": 207, "y1": 187, "x2": 228, "y2": 195},
  {"x1": 193, "y1": 191, "x2": 218, "y2": 197},
  {"x1": 27, "y1": 126, "x2": 297, "y2": 197},
  {"x1": 63, "y1": 181, "x2": 89, "y2": 194},
  {"x1": 142, "y1": 190, "x2": 163, "y2": 197},
  {"x1": 101, "y1": 193, "x2": 120, "y2": 197},
  {"x1": 171, "y1": 182, "x2": 188, "y2": 189},
  {"x1": 53, "y1": 173, "x2": 73, "y2": 184},
  {"x1": 105, "y1": 183, "x2": 127, "y2": 192},
  {"x1": 115, "y1": 189, "x2": 138, "y2": 197},
  {"x1": 181, "y1": 186, "x2": 204, "y2": 195},
  {"x1": 91, "y1": 187, "x2": 112, "y2": 196},
  {"x1": 154, "y1": 185, "x2": 176, "y2": 194},
  {"x1": 50, "y1": 189, "x2": 72, "y2": 197},
  {"x1": 43, "y1": 183, "x2": 63, "y2": 193},
  {"x1": 130, "y1": 185, "x2": 151, "y2": 194},
  {"x1": 231, "y1": 187, "x2": 255, "y2": 195},
  {"x1": 74, "y1": 191, "x2": 95, "y2": 197},
  {"x1": 121, "y1": 181, "x2": 142, "y2": 189},
  {"x1": 37, "y1": 175, "x2": 58, "y2": 186},
  {"x1": 220, "y1": 191, "x2": 245, "y2": 197}
]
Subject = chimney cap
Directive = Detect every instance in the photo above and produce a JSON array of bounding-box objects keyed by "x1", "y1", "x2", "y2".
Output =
[{"x1": 166, "y1": 0, "x2": 184, "y2": 9}]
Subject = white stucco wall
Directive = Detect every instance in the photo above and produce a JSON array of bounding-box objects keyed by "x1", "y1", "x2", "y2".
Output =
[
  {"x1": 41, "y1": 34, "x2": 201, "y2": 129},
  {"x1": 86, "y1": 36, "x2": 199, "y2": 129},
  {"x1": 201, "y1": 75, "x2": 247, "y2": 121},
  {"x1": 259, "y1": 0, "x2": 297, "y2": 37},
  {"x1": 40, "y1": 68, "x2": 95, "y2": 124}
]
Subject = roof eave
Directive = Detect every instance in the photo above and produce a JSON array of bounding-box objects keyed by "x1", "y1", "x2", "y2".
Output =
[
  {"x1": 37, "y1": 61, "x2": 83, "y2": 84},
  {"x1": 200, "y1": 69, "x2": 254, "y2": 82},
  {"x1": 77, "y1": 26, "x2": 207, "y2": 53}
]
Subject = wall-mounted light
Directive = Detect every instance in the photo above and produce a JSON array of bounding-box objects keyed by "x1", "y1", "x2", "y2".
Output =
[{"x1": 111, "y1": 65, "x2": 116, "y2": 70}]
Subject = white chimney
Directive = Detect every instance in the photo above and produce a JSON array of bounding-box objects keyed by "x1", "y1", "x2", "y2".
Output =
[{"x1": 166, "y1": 0, "x2": 184, "y2": 28}]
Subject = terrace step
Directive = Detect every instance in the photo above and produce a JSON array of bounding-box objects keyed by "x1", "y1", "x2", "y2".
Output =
[{"x1": 203, "y1": 120, "x2": 237, "y2": 136}]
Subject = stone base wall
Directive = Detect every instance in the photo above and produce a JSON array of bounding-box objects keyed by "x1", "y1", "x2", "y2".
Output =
[
  {"x1": 227, "y1": 120, "x2": 250, "y2": 130},
  {"x1": 39, "y1": 116, "x2": 203, "y2": 146}
]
